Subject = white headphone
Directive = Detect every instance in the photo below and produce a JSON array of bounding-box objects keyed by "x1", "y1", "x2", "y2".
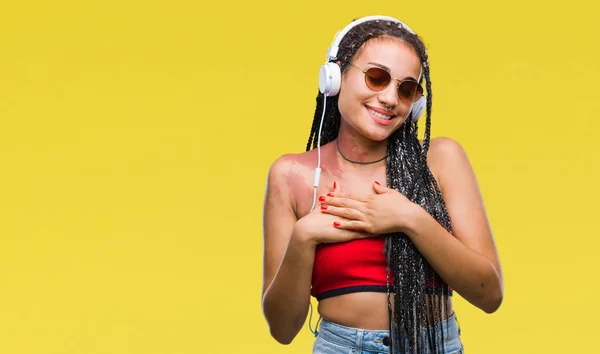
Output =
[
  {"x1": 318, "y1": 15, "x2": 427, "y2": 123},
  {"x1": 309, "y1": 16, "x2": 427, "y2": 212}
]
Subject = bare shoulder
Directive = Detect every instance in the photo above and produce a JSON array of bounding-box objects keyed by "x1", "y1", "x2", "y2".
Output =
[
  {"x1": 427, "y1": 136, "x2": 466, "y2": 154},
  {"x1": 267, "y1": 150, "x2": 316, "y2": 175},
  {"x1": 264, "y1": 148, "x2": 319, "y2": 219},
  {"x1": 264, "y1": 154, "x2": 299, "y2": 210},
  {"x1": 265, "y1": 150, "x2": 317, "y2": 195},
  {"x1": 266, "y1": 154, "x2": 298, "y2": 188},
  {"x1": 427, "y1": 136, "x2": 469, "y2": 165},
  {"x1": 424, "y1": 136, "x2": 472, "y2": 192}
]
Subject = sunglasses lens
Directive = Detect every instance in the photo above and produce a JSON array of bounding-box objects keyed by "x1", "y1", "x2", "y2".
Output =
[
  {"x1": 398, "y1": 81, "x2": 423, "y2": 103},
  {"x1": 364, "y1": 67, "x2": 391, "y2": 90},
  {"x1": 364, "y1": 67, "x2": 424, "y2": 103}
]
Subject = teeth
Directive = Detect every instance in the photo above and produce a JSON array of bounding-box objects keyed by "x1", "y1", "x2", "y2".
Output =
[{"x1": 368, "y1": 108, "x2": 393, "y2": 120}]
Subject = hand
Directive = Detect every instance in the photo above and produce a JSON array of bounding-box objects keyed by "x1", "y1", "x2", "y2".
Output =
[
  {"x1": 294, "y1": 184, "x2": 376, "y2": 245},
  {"x1": 319, "y1": 181, "x2": 420, "y2": 235}
]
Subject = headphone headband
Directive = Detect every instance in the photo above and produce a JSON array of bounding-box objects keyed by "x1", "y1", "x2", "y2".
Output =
[{"x1": 326, "y1": 15, "x2": 416, "y2": 61}]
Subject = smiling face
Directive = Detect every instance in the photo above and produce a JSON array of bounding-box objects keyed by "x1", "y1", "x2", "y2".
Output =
[{"x1": 337, "y1": 37, "x2": 423, "y2": 142}]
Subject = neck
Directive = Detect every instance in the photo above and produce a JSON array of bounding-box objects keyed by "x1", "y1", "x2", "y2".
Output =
[{"x1": 336, "y1": 123, "x2": 387, "y2": 165}]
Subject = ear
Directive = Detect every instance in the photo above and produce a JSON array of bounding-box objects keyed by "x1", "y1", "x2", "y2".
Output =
[{"x1": 336, "y1": 61, "x2": 343, "y2": 75}]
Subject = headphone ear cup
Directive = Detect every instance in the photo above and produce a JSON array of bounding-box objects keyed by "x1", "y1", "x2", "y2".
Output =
[
  {"x1": 410, "y1": 96, "x2": 427, "y2": 122},
  {"x1": 318, "y1": 62, "x2": 342, "y2": 96}
]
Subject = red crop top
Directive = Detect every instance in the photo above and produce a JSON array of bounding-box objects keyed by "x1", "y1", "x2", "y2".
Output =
[{"x1": 311, "y1": 237, "x2": 452, "y2": 300}]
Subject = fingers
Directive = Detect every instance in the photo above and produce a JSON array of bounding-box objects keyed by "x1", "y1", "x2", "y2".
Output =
[
  {"x1": 319, "y1": 194, "x2": 362, "y2": 210},
  {"x1": 332, "y1": 219, "x2": 370, "y2": 233},
  {"x1": 333, "y1": 180, "x2": 340, "y2": 194},
  {"x1": 327, "y1": 181, "x2": 360, "y2": 201},
  {"x1": 373, "y1": 180, "x2": 392, "y2": 194},
  {"x1": 333, "y1": 219, "x2": 381, "y2": 237},
  {"x1": 321, "y1": 203, "x2": 363, "y2": 221},
  {"x1": 318, "y1": 226, "x2": 372, "y2": 244}
]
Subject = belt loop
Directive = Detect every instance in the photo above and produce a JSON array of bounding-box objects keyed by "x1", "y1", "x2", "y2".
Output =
[{"x1": 355, "y1": 329, "x2": 364, "y2": 352}]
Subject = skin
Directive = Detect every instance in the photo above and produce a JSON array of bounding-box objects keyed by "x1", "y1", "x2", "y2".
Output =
[{"x1": 261, "y1": 37, "x2": 504, "y2": 345}]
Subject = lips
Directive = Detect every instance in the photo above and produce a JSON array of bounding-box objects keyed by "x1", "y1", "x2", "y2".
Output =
[
  {"x1": 365, "y1": 105, "x2": 397, "y2": 125},
  {"x1": 366, "y1": 105, "x2": 396, "y2": 117}
]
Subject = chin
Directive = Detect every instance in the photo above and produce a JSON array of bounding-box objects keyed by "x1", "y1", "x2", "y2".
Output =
[
  {"x1": 360, "y1": 127, "x2": 394, "y2": 142},
  {"x1": 362, "y1": 121, "x2": 405, "y2": 142}
]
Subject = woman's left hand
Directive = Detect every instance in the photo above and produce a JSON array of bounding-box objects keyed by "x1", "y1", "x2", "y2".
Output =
[{"x1": 319, "y1": 181, "x2": 422, "y2": 235}]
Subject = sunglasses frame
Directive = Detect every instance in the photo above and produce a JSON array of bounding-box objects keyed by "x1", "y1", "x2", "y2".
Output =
[{"x1": 349, "y1": 63, "x2": 424, "y2": 104}]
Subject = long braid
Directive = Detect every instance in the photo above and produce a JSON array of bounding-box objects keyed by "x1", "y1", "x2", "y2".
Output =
[
  {"x1": 306, "y1": 93, "x2": 340, "y2": 151},
  {"x1": 305, "y1": 19, "x2": 452, "y2": 353},
  {"x1": 306, "y1": 95, "x2": 322, "y2": 151},
  {"x1": 422, "y1": 67, "x2": 433, "y2": 151}
]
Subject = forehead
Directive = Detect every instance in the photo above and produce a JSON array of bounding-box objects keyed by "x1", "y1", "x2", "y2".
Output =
[{"x1": 352, "y1": 38, "x2": 422, "y2": 78}]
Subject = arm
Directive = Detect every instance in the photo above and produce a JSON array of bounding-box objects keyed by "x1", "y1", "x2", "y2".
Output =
[
  {"x1": 261, "y1": 157, "x2": 315, "y2": 344},
  {"x1": 404, "y1": 137, "x2": 504, "y2": 313}
]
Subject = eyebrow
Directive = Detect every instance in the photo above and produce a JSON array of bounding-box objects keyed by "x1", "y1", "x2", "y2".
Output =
[{"x1": 367, "y1": 62, "x2": 418, "y2": 81}]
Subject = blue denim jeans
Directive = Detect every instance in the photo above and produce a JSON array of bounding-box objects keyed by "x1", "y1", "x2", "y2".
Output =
[{"x1": 313, "y1": 313, "x2": 464, "y2": 354}]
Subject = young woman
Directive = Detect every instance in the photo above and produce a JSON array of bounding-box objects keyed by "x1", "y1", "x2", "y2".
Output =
[{"x1": 261, "y1": 15, "x2": 503, "y2": 354}]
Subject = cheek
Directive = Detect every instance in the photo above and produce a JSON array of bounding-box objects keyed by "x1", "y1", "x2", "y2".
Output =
[
  {"x1": 337, "y1": 88, "x2": 365, "y2": 122},
  {"x1": 336, "y1": 95, "x2": 348, "y2": 122},
  {"x1": 398, "y1": 105, "x2": 412, "y2": 121}
]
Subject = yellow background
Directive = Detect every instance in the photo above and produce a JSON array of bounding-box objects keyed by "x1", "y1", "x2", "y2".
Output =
[{"x1": 0, "y1": 0, "x2": 598, "y2": 353}]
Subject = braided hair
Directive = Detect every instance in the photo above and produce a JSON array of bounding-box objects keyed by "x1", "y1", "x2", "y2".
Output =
[{"x1": 306, "y1": 19, "x2": 453, "y2": 353}]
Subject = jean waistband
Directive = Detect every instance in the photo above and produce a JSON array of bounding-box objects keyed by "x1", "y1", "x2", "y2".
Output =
[{"x1": 317, "y1": 313, "x2": 459, "y2": 352}]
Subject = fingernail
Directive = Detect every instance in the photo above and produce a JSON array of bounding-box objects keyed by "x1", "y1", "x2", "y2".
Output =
[
  {"x1": 374, "y1": 181, "x2": 381, "y2": 185},
  {"x1": 327, "y1": 193, "x2": 334, "y2": 197},
  {"x1": 321, "y1": 204, "x2": 327, "y2": 210},
  {"x1": 333, "y1": 181, "x2": 337, "y2": 189},
  {"x1": 333, "y1": 221, "x2": 340, "y2": 227},
  {"x1": 319, "y1": 196, "x2": 326, "y2": 202}
]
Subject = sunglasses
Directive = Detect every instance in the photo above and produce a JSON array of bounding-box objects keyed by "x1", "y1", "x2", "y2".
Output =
[{"x1": 349, "y1": 63, "x2": 424, "y2": 104}]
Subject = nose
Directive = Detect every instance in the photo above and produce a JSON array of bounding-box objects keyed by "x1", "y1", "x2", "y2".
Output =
[{"x1": 378, "y1": 81, "x2": 399, "y2": 109}]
